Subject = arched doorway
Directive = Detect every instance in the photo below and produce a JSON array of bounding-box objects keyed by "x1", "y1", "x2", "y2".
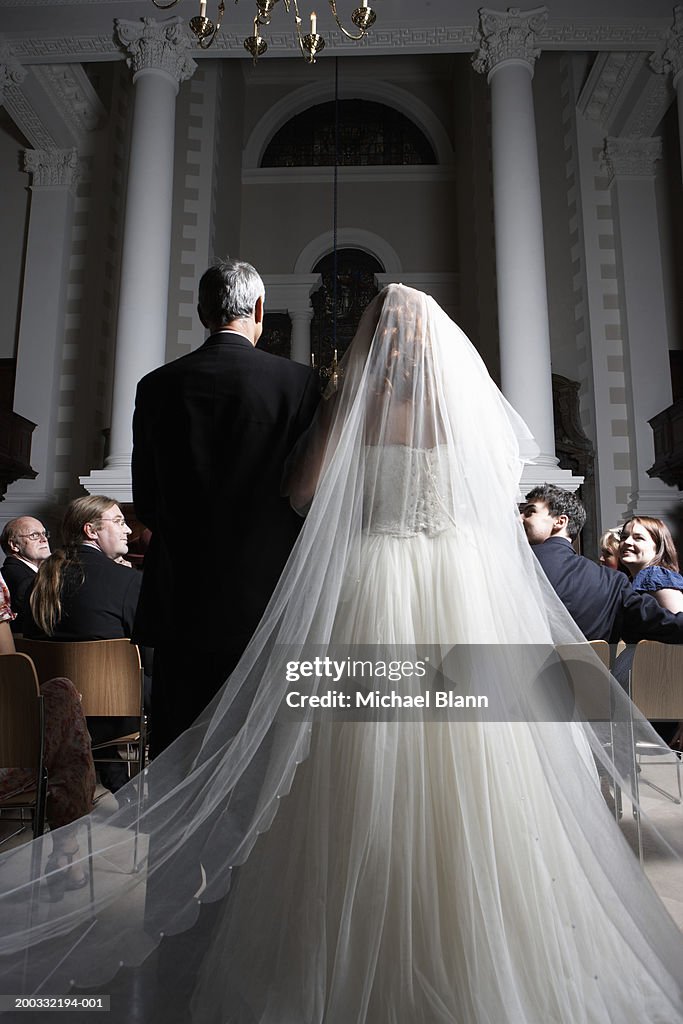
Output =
[{"x1": 311, "y1": 248, "x2": 384, "y2": 375}]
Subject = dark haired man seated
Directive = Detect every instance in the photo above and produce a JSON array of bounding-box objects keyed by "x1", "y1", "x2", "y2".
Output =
[{"x1": 521, "y1": 484, "x2": 683, "y2": 645}]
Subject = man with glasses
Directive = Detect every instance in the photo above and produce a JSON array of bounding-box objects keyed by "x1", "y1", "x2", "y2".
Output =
[
  {"x1": 0, "y1": 516, "x2": 51, "y2": 632},
  {"x1": 24, "y1": 496, "x2": 142, "y2": 796}
]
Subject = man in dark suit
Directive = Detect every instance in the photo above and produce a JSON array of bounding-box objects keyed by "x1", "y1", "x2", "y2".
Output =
[
  {"x1": 522, "y1": 484, "x2": 683, "y2": 644},
  {"x1": 0, "y1": 516, "x2": 51, "y2": 632},
  {"x1": 132, "y1": 258, "x2": 320, "y2": 755}
]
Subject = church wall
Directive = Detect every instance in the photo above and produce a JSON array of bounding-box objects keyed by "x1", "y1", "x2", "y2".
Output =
[
  {"x1": 239, "y1": 173, "x2": 456, "y2": 277},
  {"x1": 536, "y1": 54, "x2": 586, "y2": 386},
  {"x1": 0, "y1": 117, "x2": 29, "y2": 361},
  {"x1": 569, "y1": 54, "x2": 633, "y2": 534},
  {"x1": 53, "y1": 62, "x2": 131, "y2": 500},
  {"x1": 166, "y1": 62, "x2": 226, "y2": 363},
  {"x1": 451, "y1": 61, "x2": 499, "y2": 379}
]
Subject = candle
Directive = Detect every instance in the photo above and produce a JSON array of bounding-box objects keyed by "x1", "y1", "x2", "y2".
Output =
[
  {"x1": 199, "y1": 0, "x2": 207, "y2": 17},
  {"x1": 310, "y1": 10, "x2": 317, "y2": 35},
  {"x1": 311, "y1": 352, "x2": 316, "y2": 367}
]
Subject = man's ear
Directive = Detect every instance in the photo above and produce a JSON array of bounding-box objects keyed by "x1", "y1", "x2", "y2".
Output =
[
  {"x1": 551, "y1": 513, "x2": 570, "y2": 536},
  {"x1": 83, "y1": 522, "x2": 98, "y2": 541},
  {"x1": 254, "y1": 295, "x2": 264, "y2": 326},
  {"x1": 8, "y1": 539, "x2": 19, "y2": 554},
  {"x1": 197, "y1": 303, "x2": 209, "y2": 330}
]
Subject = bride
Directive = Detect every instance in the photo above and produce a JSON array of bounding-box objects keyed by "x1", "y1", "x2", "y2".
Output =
[{"x1": 0, "y1": 285, "x2": 681, "y2": 1022}]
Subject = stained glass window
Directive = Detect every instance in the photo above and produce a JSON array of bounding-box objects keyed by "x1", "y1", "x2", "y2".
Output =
[{"x1": 261, "y1": 101, "x2": 436, "y2": 167}]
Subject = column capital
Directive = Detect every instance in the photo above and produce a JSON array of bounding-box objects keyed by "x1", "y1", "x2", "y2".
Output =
[
  {"x1": 601, "y1": 136, "x2": 662, "y2": 181},
  {"x1": 288, "y1": 304, "x2": 314, "y2": 321},
  {"x1": 0, "y1": 44, "x2": 27, "y2": 105},
  {"x1": 650, "y1": 5, "x2": 683, "y2": 84},
  {"x1": 23, "y1": 147, "x2": 80, "y2": 189},
  {"x1": 472, "y1": 6, "x2": 548, "y2": 80},
  {"x1": 115, "y1": 17, "x2": 197, "y2": 88}
]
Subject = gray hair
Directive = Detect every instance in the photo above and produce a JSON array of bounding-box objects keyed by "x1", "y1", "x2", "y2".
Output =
[{"x1": 198, "y1": 258, "x2": 265, "y2": 326}]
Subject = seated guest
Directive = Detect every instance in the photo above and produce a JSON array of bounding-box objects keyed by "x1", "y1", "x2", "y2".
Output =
[
  {"x1": 619, "y1": 516, "x2": 683, "y2": 613},
  {"x1": 598, "y1": 527, "x2": 622, "y2": 570},
  {"x1": 521, "y1": 484, "x2": 683, "y2": 644},
  {"x1": 0, "y1": 517, "x2": 51, "y2": 632},
  {"x1": 619, "y1": 515, "x2": 683, "y2": 747},
  {"x1": 26, "y1": 495, "x2": 142, "y2": 795},
  {"x1": 0, "y1": 572, "x2": 96, "y2": 898}
]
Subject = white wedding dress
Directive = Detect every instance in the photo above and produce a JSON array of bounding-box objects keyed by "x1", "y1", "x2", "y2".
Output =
[
  {"x1": 193, "y1": 443, "x2": 683, "y2": 1024},
  {"x1": 1, "y1": 287, "x2": 681, "y2": 1022}
]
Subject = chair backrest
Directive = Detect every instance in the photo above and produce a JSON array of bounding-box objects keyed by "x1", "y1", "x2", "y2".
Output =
[
  {"x1": 631, "y1": 640, "x2": 683, "y2": 721},
  {"x1": 0, "y1": 653, "x2": 43, "y2": 771},
  {"x1": 15, "y1": 638, "x2": 142, "y2": 718},
  {"x1": 589, "y1": 639, "x2": 611, "y2": 669}
]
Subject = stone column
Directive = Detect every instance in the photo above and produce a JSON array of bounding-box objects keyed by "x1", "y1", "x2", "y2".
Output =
[
  {"x1": 262, "y1": 274, "x2": 321, "y2": 365},
  {"x1": 602, "y1": 137, "x2": 677, "y2": 517},
  {"x1": 2, "y1": 149, "x2": 79, "y2": 521},
  {"x1": 289, "y1": 307, "x2": 314, "y2": 365},
  {"x1": 651, "y1": 5, "x2": 683, "y2": 183},
  {"x1": 473, "y1": 7, "x2": 580, "y2": 489},
  {"x1": 81, "y1": 18, "x2": 196, "y2": 501}
]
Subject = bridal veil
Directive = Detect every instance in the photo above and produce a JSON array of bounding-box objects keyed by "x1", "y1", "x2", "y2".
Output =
[{"x1": 0, "y1": 285, "x2": 681, "y2": 1021}]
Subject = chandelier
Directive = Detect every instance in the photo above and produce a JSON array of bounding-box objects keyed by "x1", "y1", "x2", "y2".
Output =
[{"x1": 151, "y1": 0, "x2": 377, "y2": 60}]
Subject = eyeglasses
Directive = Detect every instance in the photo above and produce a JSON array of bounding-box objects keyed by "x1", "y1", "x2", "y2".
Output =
[
  {"x1": 97, "y1": 517, "x2": 127, "y2": 527},
  {"x1": 17, "y1": 530, "x2": 50, "y2": 542}
]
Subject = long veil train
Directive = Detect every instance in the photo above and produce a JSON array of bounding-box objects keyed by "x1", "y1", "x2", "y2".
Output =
[{"x1": 0, "y1": 285, "x2": 681, "y2": 1022}]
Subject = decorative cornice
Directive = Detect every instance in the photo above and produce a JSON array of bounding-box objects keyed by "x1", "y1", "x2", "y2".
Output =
[
  {"x1": 601, "y1": 136, "x2": 662, "y2": 181},
  {"x1": 621, "y1": 74, "x2": 674, "y2": 139},
  {"x1": 115, "y1": 17, "x2": 197, "y2": 86},
  {"x1": 0, "y1": 43, "x2": 26, "y2": 105},
  {"x1": 3, "y1": 87, "x2": 59, "y2": 149},
  {"x1": 31, "y1": 64, "x2": 105, "y2": 135},
  {"x1": 24, "y1": 146, "x2": 80, "y2": 188},
  {"x1": 539, "y1": 23, "x2": 664, "y2": 47},
  {"x1": 650, "y1": 5, "x2": 683, "y2": 82},
  {"x1": 576, "y1": 51, "x2": 645, "y2": 127},
  {"x1": 472, "y1": 6, "x2": 548, "y2": 78},
  {"x1": 0, "y1": 21, "x2": 670, "y2": 65}
]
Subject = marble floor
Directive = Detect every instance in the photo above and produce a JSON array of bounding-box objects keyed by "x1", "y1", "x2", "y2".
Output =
[{"x1": 1, "y1": 777, "x2": 682, "y2": 1024}]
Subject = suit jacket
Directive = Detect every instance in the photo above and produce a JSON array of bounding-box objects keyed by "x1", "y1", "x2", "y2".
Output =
[
  {"x1": 532, "y1": 536, "x2": 683, "y2": 644},
  {"x1": 1, "y1": 555, "x2": 37, "y2": 633},
  {"x1": 132, "y1": 331, "x2": 320, "y2": 649},
  {"x1": 24, "y1": 544, "x2": 142, "y2": 641}
]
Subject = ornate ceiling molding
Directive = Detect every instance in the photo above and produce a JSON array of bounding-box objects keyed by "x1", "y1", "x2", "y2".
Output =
[
  {"x1": 620, "y1": 73, "x2": 673, "y2": 138},
  {"x1": 3, "y1": 85, "x2": 59, "y2": 149},
  {"x1": 24, "y1": 146, "x2": 80, "y2": 188},
  {"x1": 576, "y1": 51, "x2": 646, "y2": 127},
  {"x1": 0, "y1": 41, "x2": 26, "y2": 108},
  {"x1": 602, "y1": 136, "x2": 662, "y2": 181},
  {"x1": 650, "y1": 4, "x2": 683, "y2": 80},
  {"x1": 31, "y1": 63, "x2": 106, "y2": 135},
  {"x1": 0, "y1": 20, "x2": 673, "y2": 65},
  {"x1": 473, "y1": 6, "x2": 548, "y2": 78}
]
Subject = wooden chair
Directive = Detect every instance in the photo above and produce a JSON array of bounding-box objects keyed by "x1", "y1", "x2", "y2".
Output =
[
  {"x1": 15, "y1": 638, "x2": 146, "y2": 779},
  {"x1": 625, "y1": 640, "x2": 683, "y2": 860},
  {"x1": 589, "y1": 639, "x2": 611, "y2": 669},
  {"x1": 0, "y1": 653, "x2": 48, "y2": 846}
]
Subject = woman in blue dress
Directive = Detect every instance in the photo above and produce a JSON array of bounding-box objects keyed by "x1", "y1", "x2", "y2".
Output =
[{"x1": 619, "y1": 516, "x2": 683, "y2": 614}]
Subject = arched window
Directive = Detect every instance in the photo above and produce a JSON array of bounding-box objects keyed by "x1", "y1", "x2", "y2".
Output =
[{"x1": 261, "y1": 100, "x2": 436, "y2": 167}]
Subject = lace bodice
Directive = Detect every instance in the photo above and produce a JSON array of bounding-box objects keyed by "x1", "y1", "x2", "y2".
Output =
[{"x1": 363, "y1": 445, "x2": 454, "y2": 537}]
